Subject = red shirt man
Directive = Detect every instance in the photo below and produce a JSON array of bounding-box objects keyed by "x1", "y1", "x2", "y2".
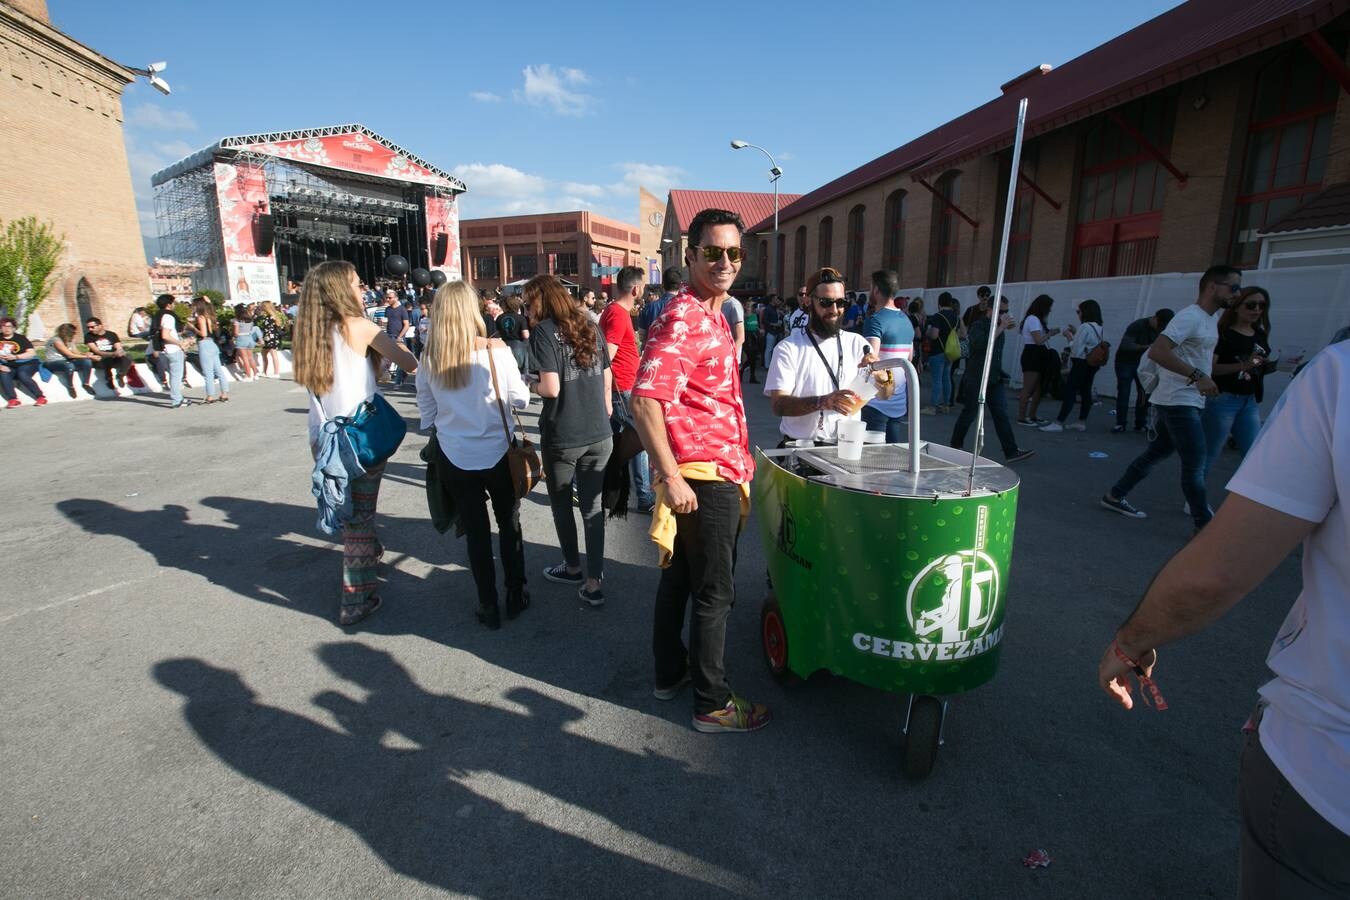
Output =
[{"x1": 599, "y1": 294, "x2": 640, "y2": 392}]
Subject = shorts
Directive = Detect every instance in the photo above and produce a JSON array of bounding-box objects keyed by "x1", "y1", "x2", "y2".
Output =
[
  {"x1": 234, "y1": 335, "x2": 256, "y2": 349},
  {"x1": 1021, "y1": 344, "x2": 1055, "y2": 378}
]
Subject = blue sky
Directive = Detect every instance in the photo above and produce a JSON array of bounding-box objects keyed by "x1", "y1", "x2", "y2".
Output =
[{"x1": 51, "y1": 0, "x2": 1178, "y2": 257}]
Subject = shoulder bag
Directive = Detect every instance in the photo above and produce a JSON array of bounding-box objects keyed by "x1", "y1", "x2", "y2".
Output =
[
  {"x1": 333, "y1": 393, "x2": 407, "y2": 468},
  {"x1": 487, "y1": 348, "x2": 542, "y2": 499}
]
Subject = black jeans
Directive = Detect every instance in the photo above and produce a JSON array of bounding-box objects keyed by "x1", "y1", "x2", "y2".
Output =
[
  {"x1": 653, "y1": 479, "x2": 742, "y2": 713},
  {"x1": 950, "y1": 376, "x2": 1021, "y2": 459},
  {"x1": 1114, "y1": 359, "x2": 1147, "y2": 429},
  {"x1": 441, "y1": 452, "x2": 525, "y2": 609},
  {"x1": 95, "y1": 354, "x2": 132, "y2": 385},
  {"x1": 1056, "y1": 358, "x2": 1099, "y2": 423}
]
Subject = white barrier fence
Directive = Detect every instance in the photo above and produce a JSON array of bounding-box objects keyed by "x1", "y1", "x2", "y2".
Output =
[
  {"x1": 904, "y1": 264, "x2": 1350, "y2": 411},
  {"x1": 5, "y1": 350, "x2": 293, "y2": 407}
]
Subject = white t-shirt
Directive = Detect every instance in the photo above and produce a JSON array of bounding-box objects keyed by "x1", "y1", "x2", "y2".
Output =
[
  {"x1": 764, "y1": 328, "x2": 872, "y2": 440},
  {"x1": 1147, "y1": 303, "x2": 1217, "y2": 408},
  {"x1": 1227, "y1": 343, "x2": 1349, "y2": 836},
  {"x1": 159, "y1": 312, "x2": 183, "y2": 356},
  {"x1": 721, "y1": 298, "x2": 744, "y2": 332},
  {"x1": 1021, "y1": 315, "x2": 1046, "y2": 346},
  {"x1": 1069, "y1": 321, "x2": 1104, "y2": 360}
]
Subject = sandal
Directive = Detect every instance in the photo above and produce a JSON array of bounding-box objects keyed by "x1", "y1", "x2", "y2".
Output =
[{"x1": 339, "y1": 594, "x2": 382, "y2": 627}]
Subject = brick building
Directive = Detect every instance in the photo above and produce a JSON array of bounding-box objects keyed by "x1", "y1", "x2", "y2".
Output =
[
  {"x1": 147, "y1": 258, "x2": 199, "y2": 299},
  {"x1": 0, "y1": 0, "x2": 150, "y2": 334},
  {"x1": 750, "y1": 0, "x2": 1350, "y2": 295},
  {"x1": 658, "y1": 190, "x2": 802, "y2": 295},
  {"x1": 459, "y1": 210, "x2": 642, "y2": 295}
]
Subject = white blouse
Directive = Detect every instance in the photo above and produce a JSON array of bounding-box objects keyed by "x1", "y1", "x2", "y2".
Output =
[{"x1": 417, "y1": 345, "x2": 530, "y2": 470}]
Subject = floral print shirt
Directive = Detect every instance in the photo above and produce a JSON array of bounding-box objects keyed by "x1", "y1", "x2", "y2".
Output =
[{"x1": 633, "y1": 287, "x2": 753, "y2": 484}]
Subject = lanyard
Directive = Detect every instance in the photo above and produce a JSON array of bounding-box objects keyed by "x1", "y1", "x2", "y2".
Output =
[{"x1": 804, "y1": 328, "x2": 844, "y2": 437}]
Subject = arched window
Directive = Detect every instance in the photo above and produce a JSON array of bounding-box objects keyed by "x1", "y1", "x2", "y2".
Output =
[
  {"x1": 931, "y1": 171, "x2": 962, "y2": 287},
  {"x1": 845, "y1": 204, "x2": 865, "y2": 288},
  {"x1": 76, "y1": 277, "x2": 95, "y2": 325},
  {"x1": 1229, "y1": 45, "x2": 1339, "y2": 265},
  {"x1": 1072, "y1": 93, "x2": 1175, "y2": 278},
  {"x1": 793, "y1": 225, "x2": 807, "y2": 290},
  {"x1": 883, "y1": 190, "x2": 906, "y2": 271},
  {"x1": 817, "y1": 216, "x2": 834, "y2": 268}
]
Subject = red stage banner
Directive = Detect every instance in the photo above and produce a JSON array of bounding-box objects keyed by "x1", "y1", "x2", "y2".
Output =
[
  {"x1": 240, "y1": 131, "x2": 453, "y2": 187},
  {"x1": 214, "y1": 162, "x2": 281, "y2": 306},
  {"x1": 425, "y1": 195, "x2": 462, "y2": 281}
]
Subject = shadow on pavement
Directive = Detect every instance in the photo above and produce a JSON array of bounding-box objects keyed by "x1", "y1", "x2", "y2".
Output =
[{"x1": 153, "y1": 646, "x2": 747, "y2": 897}]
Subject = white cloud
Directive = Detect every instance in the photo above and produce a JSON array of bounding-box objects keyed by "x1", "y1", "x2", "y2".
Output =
[
  {"x1": 126, "y1": 104, "x2": 197, "y2": 131},
  {"x1": 451, "y1": 162, "x2": 548, "y2": 199},
  {"x1": 469, "y1": 91, "x2": 502, "y2": 103},
  {"x1": 560, "y1": 181, "x2": 607, "y2": 198},
  {"x1": 610, "y1": 162, "x2": 683, "y2": 198},
  {"x1": 516, "y1": 64, "x2": 595, "y2": 116},
  {"x1": 451, "y1": 159, "x2": 683, "y2": 223}
]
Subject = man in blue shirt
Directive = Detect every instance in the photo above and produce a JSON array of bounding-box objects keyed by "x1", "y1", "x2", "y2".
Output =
[
  {"x1": 382, "y1": 288, "x2": 411, "y2": 386},
  {"x1": 638, "y1": 267, "x2": 682, "y2": 342},
  {"x1": 861, "y1": 270, "x2": 915, "y2": 442}
]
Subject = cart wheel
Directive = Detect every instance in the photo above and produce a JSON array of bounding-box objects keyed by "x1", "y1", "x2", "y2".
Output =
[
  {"x1": 902, "y1": 695, "x2": 944, "y2": 780},
  {"x1": 760, "y1": 595, "x2": 798, "y2": 684}
]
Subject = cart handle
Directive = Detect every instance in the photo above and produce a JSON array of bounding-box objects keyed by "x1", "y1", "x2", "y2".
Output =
[{"x1": 866, "y1": 357, "x2": 922, "y2": 475}]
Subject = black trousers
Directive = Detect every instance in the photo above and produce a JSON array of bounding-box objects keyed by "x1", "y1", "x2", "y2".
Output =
[
  {"x1": 95, "y1": 355, "x2": 132, "y2": 383},
  {"x1": 950, "y1": 376, "x2": 1021, "y2": 459},
  {"x1": 441, "y1": 452, "x2": 525, "y2": 609},
  {"x1": 1056, "y1": 357, "x2": 1099, "y2": 422},
  {"x1": 652, "y1": 479, "x2": 742, "y2": 713}
]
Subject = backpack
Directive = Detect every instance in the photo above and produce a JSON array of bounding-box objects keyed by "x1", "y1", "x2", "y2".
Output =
[
  {"x1": 943, "y1": 327, "x2": 961, "y2": 362},
  {"x1": 1137, "y1": 353, "x2": 1160, "y2": 393},
  {"x1": 496, "y1": 312, "x2": 525, "y2": 342},
  {"x1": 1084, "y1": 323, "x2": 1110, "y2": 368}
]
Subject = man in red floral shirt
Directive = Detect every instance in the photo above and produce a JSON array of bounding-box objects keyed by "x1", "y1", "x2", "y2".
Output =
[{"x1": 632, "y1": 208, "x2": 770, "y2": 734}]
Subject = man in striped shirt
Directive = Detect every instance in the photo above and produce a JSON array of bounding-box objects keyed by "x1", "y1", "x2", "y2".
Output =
[{"x1": 862, "y1": 269, "x2": 915, "y2": 442}]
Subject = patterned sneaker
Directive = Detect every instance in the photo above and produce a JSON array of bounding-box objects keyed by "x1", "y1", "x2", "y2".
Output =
[
  {"x1": 1017, "y1": 417, "x2": 1039, "y2": 426},
  {"x1": 653, "y1": 670, "x2": 691, "y2": 701},
  {"x1": 693, "y1": 695, "x2": 771, "y2": 734},
  {"x1": 578, "y1": 585, "x2": 605, "y2": 607},
  {"x1": 543, "y1": 564, "x2": 584, "y2": 585},
  {"x1": 1101, "y1": 494, "x2": 1147, "y2": 519}
]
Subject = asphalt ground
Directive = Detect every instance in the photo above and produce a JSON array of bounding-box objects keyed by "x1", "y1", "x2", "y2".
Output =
[{"x1": 0, "y1": 368, "x2": 1299, "y2": 898}]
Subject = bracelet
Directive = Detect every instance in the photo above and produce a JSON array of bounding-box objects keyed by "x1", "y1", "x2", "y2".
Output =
[{"x1": 1112, "y1": 639, "x2": 1168, "y2": 711}]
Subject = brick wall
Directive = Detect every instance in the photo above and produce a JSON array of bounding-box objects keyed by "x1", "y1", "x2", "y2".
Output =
[{"x1": 0, "y1": 6, "x2": 149, "y2": 337}]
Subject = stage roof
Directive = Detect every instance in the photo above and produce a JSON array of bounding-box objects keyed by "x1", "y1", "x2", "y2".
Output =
[{"x1": 150, "y1": 124, "x2": 467, "y2": 193}]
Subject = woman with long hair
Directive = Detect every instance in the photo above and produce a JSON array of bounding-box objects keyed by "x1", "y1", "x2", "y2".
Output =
[
  {"x1": 525, "y1": 274, "x2": 613, "y2": 607},
  {"x1": 1042, "y1": 299, "x2": 1104, "y2": 432},
  {"x1": 42, "y1": 323, "x2": 97, "y2": 398},
  {"x1": 1017, "y1": 293, "x2": 1060, "y2": 425},
  {"x1": 256, "y1": 300, "x2": 285, "y2": 377},
  {"x1": 231, "y1": 303, "x2": 259, "y2": 381},
  {"x1": 190, "y1": 298, "x2": 228, "y2": 403},
  {"x1": 1202, "y1": 286, "x2": 1275, "y2": 481},
  {"x1": 416, "y1": 280, "x2": 530, "y2": 629},
  {"x1": 294, "y1": 260, "x2": 418, "y2": 627}
]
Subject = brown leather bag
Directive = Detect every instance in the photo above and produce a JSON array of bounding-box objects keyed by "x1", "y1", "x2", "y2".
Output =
[{"x1": 487, "y1": 349, "x2": 542, "y2": 499}]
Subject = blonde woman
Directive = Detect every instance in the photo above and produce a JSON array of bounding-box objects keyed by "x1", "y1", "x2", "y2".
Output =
[
  {"x1": 256, "y1": 300, "x2": 286, "y2": 377},
  {"x1": 294, "y1": 260, "x2": 418, "y2": 627},
  {"x1": 189, "y1": 298, "x2": 228, "y2": 402},
  {"x1": 416, "y1": 280, "x2": 530, "y2": 629}
]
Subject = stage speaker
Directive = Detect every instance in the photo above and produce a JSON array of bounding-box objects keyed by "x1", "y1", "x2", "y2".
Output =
[
  {"x1": 433, "y1": 231, "x2": 449, "y2": 265},
  {"x1": 254, "y1": 214, "x2": 276, "y2": 255}
]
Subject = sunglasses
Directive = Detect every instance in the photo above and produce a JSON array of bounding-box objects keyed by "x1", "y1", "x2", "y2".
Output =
[
  {"x1": 814, "y1": 298, "x2": 849, "y2": 309},
  {"x1": 694, "y1": 245, "x2": 743, "y2": 263},
  {"x1": 1242, "y1": 301, "x2": 1268, "y2": 310}
]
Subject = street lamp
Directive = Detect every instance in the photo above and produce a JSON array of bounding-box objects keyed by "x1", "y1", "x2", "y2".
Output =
[
  {"x1": 125, "y1": 60, "x2": 171, "y2": 95},
  {"x1": 730, "y1": 139, "x2": 782, "y2": 295}
]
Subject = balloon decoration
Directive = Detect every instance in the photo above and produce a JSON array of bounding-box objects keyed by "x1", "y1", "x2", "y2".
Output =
[
  {"x1": 384, "y1": 255, "x2": 410, "y2": 277},
  {"x1": 410, "y1": 267, "x2": 432, "y2": 287},
  {"x1": 429, "y1": 270, "x2": 448, "y2": 288}
]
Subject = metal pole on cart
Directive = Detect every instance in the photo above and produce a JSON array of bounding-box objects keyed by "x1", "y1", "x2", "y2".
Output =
[{"x1": 967, "y1": 97, "x2": 1029, "y2": 496}]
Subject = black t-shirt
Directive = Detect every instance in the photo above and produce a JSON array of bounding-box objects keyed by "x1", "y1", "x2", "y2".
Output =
[
  {"x1": 927, "y1": 309, "x2": 956, "y2": 357},
  {"x1": 495, "y1": 311, "x2": 527, "y2": 343},
  {"x1": 528, "y1": 318, "x2": 611, "y2": 450},
  {"x1": 1117, "y1": 317, "x2": 1158, "y2": 366},
  {"x1": 84, "y1": 330, "x2": 121, "y2": 355},
  {"x1": 0, "y1": 333, "x2": 34, "y2": 357},
  {"x1": 1213, "y1": 327, "x2": 1271, "y2": 399}
]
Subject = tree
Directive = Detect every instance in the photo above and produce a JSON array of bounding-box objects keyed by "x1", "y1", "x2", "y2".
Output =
[{"x1": 0, "y1": 217, "x2": 64, "y2": 333}]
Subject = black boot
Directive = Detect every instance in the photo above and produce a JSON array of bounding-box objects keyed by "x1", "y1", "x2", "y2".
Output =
[
  {"x1": 505, "y1": 587, "x2": 530, "y2": 620},
  {"x1": 475, "y1": 601, "x2": 501, "y2": 630}
]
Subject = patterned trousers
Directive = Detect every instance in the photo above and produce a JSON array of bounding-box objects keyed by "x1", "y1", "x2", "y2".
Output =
[{"x1": 342, "y1": 463, "x2": 385, "y2": 608}]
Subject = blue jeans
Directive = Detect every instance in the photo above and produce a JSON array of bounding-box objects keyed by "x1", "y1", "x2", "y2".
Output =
[
  {"x1": 612, "y1": 390, "x2": 654, "y2": 507},
  {"x1": 1201, "y1": 392, "x2": 1261, "y2": 479},
  {"x1": 165, "y1": 351, "x2": 185, "y2": 405},
  {"x1": 43, "y1": 358, "x2": 93, "y2": 392},
  {"x1": 927, "y1": 353, "x2": 951, "y2": 406},
  {"x1": 0, "y1": 358, "x2": 42, "y2": 401},
  {"x1": 861, "y1": 402, "x2": 906, "y2": 443},
  {"x1": 1114, "y1": 359, "x2": 1147, "y2": 429},
  {"x1": 197, "y1": 339, "x2": 227, "y2": 399},
  {"x1": 1110, "y1": 404, "x2": 1211, "y2": 528}
]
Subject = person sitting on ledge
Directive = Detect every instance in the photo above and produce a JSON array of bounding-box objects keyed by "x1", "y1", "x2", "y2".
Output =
[
  {"x1": 0, "y1": 316, "x2": 46, "y2": 407},
  {"x1": 83, "y1": 317, "x2": 132, "y2": 390},
  {"x1": 43, "y1": 323, "x2": 97, "y2": 398}
]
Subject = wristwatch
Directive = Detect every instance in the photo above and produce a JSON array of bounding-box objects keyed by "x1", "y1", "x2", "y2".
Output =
[{"x1": 1186, "y1": 368, "x2": 1202, "y2": 384}]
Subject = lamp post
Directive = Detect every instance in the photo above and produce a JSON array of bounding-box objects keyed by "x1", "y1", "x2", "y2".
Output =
[
  {"x1": 730, "y1": 139, "x2": 782, "y2": 295},
  {"x1": 123, "y1": 60, "x2": 171, "y2": 95}
]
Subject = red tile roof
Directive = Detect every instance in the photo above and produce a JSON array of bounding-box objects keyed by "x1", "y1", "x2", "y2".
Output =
[
  {"x1": 748, "y1": 0, "x2": 1350, "y2": 232},
  {"x1": 669, "y1": 190, "x2": 803, "y2": 234},
  {"x1": 1262, "y1": 182, "x2": 1350, "y2": 233}
]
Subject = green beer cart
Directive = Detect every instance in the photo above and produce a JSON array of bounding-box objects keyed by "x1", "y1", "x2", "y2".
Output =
[{"x1": 752, "y1": 392, "x2": 1020, "y2": 778}]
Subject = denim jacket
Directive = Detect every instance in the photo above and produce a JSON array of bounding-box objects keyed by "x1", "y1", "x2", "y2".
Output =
[{"x1": 311, "y1": 419, "x2": 367, "y2": 535}]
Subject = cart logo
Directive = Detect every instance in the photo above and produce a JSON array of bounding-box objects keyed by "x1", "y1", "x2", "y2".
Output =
[{"x1": 776, "y1": 503, "x2": 813, "y2": 570}]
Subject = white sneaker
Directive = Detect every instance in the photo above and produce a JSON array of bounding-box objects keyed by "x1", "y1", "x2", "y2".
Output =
[
  {"x1": 1182, "y1": 501, "x2": 1216, "y2": 517},
  {"x1": 1040, "y1": 421, "x2": 1064, "y2": 433},
  {"x1": 1067, "y1": 421, "x2": 1087, "y2": 432}
]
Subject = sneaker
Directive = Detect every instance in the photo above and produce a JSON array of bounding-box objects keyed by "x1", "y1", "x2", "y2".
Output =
[
  {"x1": 653, "y1": 670, "x2": 691, "y2": 701},
  {"x1": 1006, "y1": 449, "x2": 1036, "y2": 463},
  {"x1": 1182, "y1": 501, "x2": 1216, "y2": 518},
  {"x1": 920, "y1": 405, "x2": 937, "y2": 415},
  {"x1": 1110, "y1": 425, "x2": 1126, "y2": 433},
  {"x1": 1067, "y1": 421, "x2": 1087, "y2": 432},
  {"x1": 542, "y1": 563, "x2": 584, "y2": 585},
  {"x1": 1017, "y1": 417, "x2": 1039, "y2": 426},
  {"x1": 578, "y1": 585, "x2": 605, "y2": 607},
  {"x1": 66, "y1": 385, "x2": 78, "y2": 399},
  {"x1": 693, "y1": 695, "x2": 771, "y2": 734},
  {"x1": 1101, "y1": 494, "x2": 1147, "y2": 519},
  {"x1": 1040, "y1": 421, "x2": 1064, "y2": 433},
  {"x1": 34, "y1": 396, "x2": 47, "y2": 406},
  {"x1": 5, "y1": 398, "x2": 18, "y2": 408},
  {"x1": 1033, "y1": 417, "x2": 1052, "y2": 426}
]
